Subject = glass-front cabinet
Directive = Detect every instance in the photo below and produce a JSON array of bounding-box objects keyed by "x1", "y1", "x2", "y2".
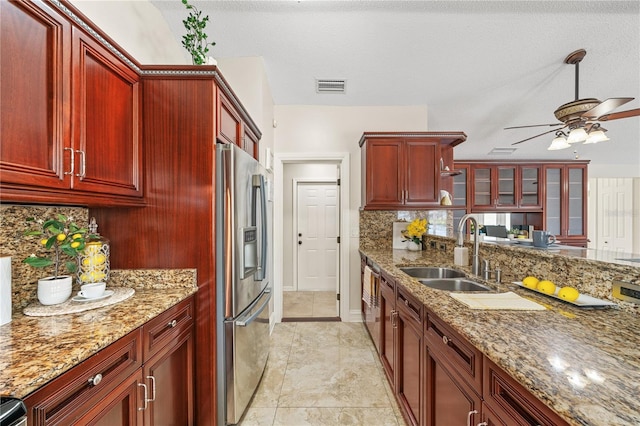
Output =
[
  {"x1": 544, "y1": 164, "x2": 588, "y2": 246},
  {"x1": 466, "y1": 164, "x2": 541, "y2": 211}
]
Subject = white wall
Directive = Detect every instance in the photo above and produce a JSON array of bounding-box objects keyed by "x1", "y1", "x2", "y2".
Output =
[
  {"x1": 274, "y1": 105, "x2": 429, "y2": 315},
  {"x1": 69, "y1": 0, "x2": 186, "y2": 64}
]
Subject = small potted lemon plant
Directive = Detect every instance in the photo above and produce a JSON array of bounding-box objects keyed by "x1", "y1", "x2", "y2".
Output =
[
  {"x1": 23, "y1": 214, "x2": 87, "y2": 305},
  {"x1": 402, "y1": 218, "x2": 427, "y2": 251}
]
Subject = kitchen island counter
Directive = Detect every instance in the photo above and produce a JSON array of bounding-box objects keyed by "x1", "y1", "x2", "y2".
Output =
[
  {"x1": 0, "y1": 271, "x2": 197, "y2": 399},
  {"x1": 361, "y1": 248, "x2": 640, "y2": 426}
]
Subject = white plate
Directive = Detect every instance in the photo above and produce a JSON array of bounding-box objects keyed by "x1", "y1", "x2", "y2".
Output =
[
  {"x1": 72, "y1": 290, "x2": 114, "y2": 303},
  {"x1": 512, "y1": 282, "x2": 617, "y2": 308},
  {"x1": 514, "y1": 238, "x2": 533, "y2": 244}
]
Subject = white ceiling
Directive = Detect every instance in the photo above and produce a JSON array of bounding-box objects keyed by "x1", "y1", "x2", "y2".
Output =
[{"x1": 150, "y1": 0, "x2": 640, "y2": 167}]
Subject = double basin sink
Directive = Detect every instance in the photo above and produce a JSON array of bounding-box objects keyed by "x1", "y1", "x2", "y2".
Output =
[{"x1": 399, "y1": 267, "x2": 491, "y2": 292}]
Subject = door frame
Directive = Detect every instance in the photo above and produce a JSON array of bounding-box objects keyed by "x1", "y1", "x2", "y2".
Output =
[
  {"x1": 292, "y1": 179, "x2": 339, "y2": 296},
  {"x1": 273, "y1": 152, "x2": 350, "y2": 323}
]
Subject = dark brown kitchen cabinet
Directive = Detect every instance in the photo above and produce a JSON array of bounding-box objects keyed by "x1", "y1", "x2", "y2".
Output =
[
  {"x1": 483, "y1": 358, "x2": 569, "y2": 426},
  {"x1": 0, "y1": 0, "x2": 143, "y2": 207},
  {"x1": 24, "y1": 297, "x2": 195, "y2": 425},
  {"x1": 379, "y1": 271, "x2": 396, "y2": 383},
  {"x1": 360, "y1": 254, "x2": 381, "y2": 353},
  {"x1": 395, "y1": 287, "x2": 423, "y2": 426},
  {"x1": 466, "y1": 163, "x2": 542, "y2": 211},
  {"x1": 217, "y1": 90, "x2": 259, "y2": 159},
  {"x1": 543, "y1": 163, "x2": 588, "y2": 247},
  {"x1": 359, "y1": 132, "x2": 466, "y2": 210}
]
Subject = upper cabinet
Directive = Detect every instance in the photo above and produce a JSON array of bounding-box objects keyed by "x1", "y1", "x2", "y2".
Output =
[
  {"x1": 359, "y1": 132, "x2": 467, "y2": 210},
  {"x1": 0, "y1": 0, "x2": 142, "y2": 206},
  {"x1": 216, "y1": 80, "x2": 261, "y2": 160},
  {"x1": 461, "y1": 163, "x2": 542, "y2": 211}
]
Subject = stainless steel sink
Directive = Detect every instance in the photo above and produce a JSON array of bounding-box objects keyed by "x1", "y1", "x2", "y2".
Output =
[
  {"x1": 400, "y1": 267, "x2": 466, "y2": 279},
  {"x1": 418, "y1": 278, "x2": 492, "y2": 292}
]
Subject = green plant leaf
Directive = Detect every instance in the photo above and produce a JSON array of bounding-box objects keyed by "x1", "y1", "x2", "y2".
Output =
[
  {"x1": 65, "y1": 261, "x2": 78, "y2": 273},
  {"x1": 23, "y1": 257, "x2": 53, "y2": 268}
]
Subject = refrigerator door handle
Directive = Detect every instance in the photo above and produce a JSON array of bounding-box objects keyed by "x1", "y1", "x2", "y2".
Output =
[
  {"x1": 252, "y1": 174, "x2": 268, "y2": 281},
  {"x1": 236, "y1": 289, "x2": 271, "y2": 327}
]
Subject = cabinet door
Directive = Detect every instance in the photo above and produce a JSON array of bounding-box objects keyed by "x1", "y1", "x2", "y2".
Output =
[
  {"x1": 544, "y1": 165, "x2": 587, "y2": 245},
  {"x1": 519, "y1": 166, "x2": 541, "y2": 208},
  {"x1": 143, "y1": 328, "x2": 195, "y2": 426},
  {"x1": 74, "y1": 372, "x2": 144, "y2": 426},
  {"x1": 566, "y1": 166, "x2": 586, "y2": 237},
  {"x1": 544, "y1": 167, "x2": 562, "y2": 236},
  {"x1": 242, "y1": 125, "x2": 259, "y2": 160},
  {"x1": 0, "y1": 0, "x2": 70, "y2": 190},
  {"x1": 364, "y1": 139, "x2": 404, "y2": 207},
  {"x1": 424, "y1": 346, "x2": 482, "y2": 426},
  {"x1": 404, "y1": 140, "x2": 440, "y2": 206},
  {"x1": 395, "y1": 290, "x2": 423, "y2": 426},
  {"x1": 217, "y1": 92, "x2": 242, "y2": 145},
  {"x1": 495, "y1": 166, "x2": 516, "y2": 209},
  {"x1": 470, "y1": 166, "x2": 493, "y2": 210},
  {"x1": 71, "y1": 27, "x2": 142, "y2": 197},
  {"x1": 379, "y1": 273, "x2": 396, "y2": 384}
]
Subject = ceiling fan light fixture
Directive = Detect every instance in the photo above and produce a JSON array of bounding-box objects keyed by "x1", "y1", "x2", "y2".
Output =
[
  {"x1": 548, "y1": 135, "x2": 571, "y2": 150},
  {"x1": 584, "y1": 130, "x2": 610, "y2": 144},
  {"x1": 567, "y1": 127, "x2": 588, "y2": 143}
]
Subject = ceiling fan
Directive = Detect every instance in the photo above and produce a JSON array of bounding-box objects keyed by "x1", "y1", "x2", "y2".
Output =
[{"x1": 507, "y1": 49, "x2": 640, "y2": 146}]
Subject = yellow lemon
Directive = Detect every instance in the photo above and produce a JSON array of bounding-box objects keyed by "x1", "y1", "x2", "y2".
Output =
[
  {"x1": 72, "y1": 233, "x2": 82, "y2": 240},
  {"x1": 56, "y1": 233, "x2": 66, "y2": 241},
  {"x1": 537, "y1": 280, "x2": 556, "y2": 295},
  {"x1": 82, "y1": 257, "x2": 93, "y2": 266},
  {"x1": 70, "y1": 241, "x2": 80, "y2": 249},
  {"x1": 522, "y1": 276, "x2": 539, "y2": 289},
  {"x1": 94, "y1": 254, "x2": 106, "y2": 265},
  {"x1": 40, "y1": 238, "x2": 48, "y2": 246},
  {"x1": 558, "y1": 286, "x2": 580, "y2": 302}
]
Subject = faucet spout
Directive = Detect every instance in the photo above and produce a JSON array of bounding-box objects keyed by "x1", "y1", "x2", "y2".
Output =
[{"x1": 457, "y1": 214, "x2": 481, "y2": 276}]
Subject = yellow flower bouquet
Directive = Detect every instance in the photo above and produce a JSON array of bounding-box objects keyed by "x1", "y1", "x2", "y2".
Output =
[{"x1": 402, "y1": 218, "x2": 427, "y2": 245}]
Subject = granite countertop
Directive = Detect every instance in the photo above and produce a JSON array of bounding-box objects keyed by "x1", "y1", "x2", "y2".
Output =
[
  {"x1": 0, "y1": 283, "x2": 197, "y2": 399},
  {"x1": 360, "y1": 248, "x2": 640, "y2": 426}
]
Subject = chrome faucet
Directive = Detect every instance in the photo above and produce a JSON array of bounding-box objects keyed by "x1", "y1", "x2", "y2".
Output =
[{"x1": 457, "y1": 214, "x2": 481, "y2": 276}]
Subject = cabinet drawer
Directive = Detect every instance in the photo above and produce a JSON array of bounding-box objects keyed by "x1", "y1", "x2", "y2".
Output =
[
  {"x1": 396, "y1": 286, "x2": 422, "y2": 324},
  {"x1": 483, "y1": 358, "x2": 568, "y2": 426},
  {"x1": 25, "y1": 328, "x2": 142, "y2": 425},
  {"x1": 142, "y1": 297, "x2": 194, "y2": 361},
  {"x1": 424, "y1": 312, "x2": 482, "y2": 392}
]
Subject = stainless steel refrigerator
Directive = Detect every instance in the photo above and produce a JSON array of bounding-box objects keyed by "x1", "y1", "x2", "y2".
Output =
[{"x1": 215, "y1": 143, "x2": 271, "y2": 425}]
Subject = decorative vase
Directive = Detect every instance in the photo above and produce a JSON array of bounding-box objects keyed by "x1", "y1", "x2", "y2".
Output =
[
  {"x1": 37, "y1": 275, "x2": 72, "y2": 305},
  {"x1": 406, "y1": 241, "x2": 422, "y2": 251}
]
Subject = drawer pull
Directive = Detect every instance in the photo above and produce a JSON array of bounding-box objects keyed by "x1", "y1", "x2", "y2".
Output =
[
  {"x1": 442, "y1": 335, "x2": 449, "y2": 345},
  {"x1": 467, "y1": 410, "x2": 477, "y2": 426},
  {"x1": 88, "y1": 373, "x2": 103, "y2": 387},
  {"x1": 168, "y1": 319, "x2": 177, "y2": 328},
  {"x1": 147, "y1": 375, "x2": 157, "y2": 402}
]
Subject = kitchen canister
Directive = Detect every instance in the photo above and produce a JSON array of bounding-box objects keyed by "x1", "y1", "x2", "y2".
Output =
[
  {"x1": 77, "y1": 217, "x2": 110, "y2": 285},
  {"x1": 0, "y1": 255, "x2": 11, "y2": 325}
]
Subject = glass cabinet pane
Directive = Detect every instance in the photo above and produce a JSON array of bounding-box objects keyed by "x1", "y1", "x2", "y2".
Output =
[
  {"x1": 474, "y1": 168, "x2": 491, "y2": 206},
  {"x1": 520, "y1": 167, "x2": 539, "y2": 206},
  {"x1": 452, "y1": 168, "x2": 467, "y2": 206},
  {"x1": 545, "y1": 168, "x2": 561, "y2": 235},
  {"x1": 567, "y1": 168, "x2": 584, "y2": 235},
  {"x1": 497, "y1": 167, "x2": 515, "y2": 205}
]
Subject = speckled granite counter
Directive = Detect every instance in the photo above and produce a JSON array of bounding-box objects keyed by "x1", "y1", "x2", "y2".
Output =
[
  {"x1": 0, "y1": 270, "x2": 197, "y2": 399},
  {"x1": 360, "y1": 248, "x2": 640, "y2": 426}
]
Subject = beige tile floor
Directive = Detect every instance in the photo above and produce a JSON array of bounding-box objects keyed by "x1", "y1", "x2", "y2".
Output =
[
  {"x1": 283, "y1": 291, "x2": 338, "y2": 318},
  {"x1": 239, "y1": 322, "x2": 405, "y2": 426}
]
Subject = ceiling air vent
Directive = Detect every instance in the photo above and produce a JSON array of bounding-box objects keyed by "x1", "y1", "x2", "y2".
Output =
[
  {"x1": 316, "y1": 79, "x2": 346, "y2": 94},
  {"x1": 488, "y1": 147, "x2": 517, "y2": 155}
]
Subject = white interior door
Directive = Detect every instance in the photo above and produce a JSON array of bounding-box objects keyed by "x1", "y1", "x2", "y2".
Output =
[
  {"x1": 296, "y1": 182, "x2": 339, "y2": 292},
  {"x1": 595, "y1": 178, "x2": 634, "y2": 254}
]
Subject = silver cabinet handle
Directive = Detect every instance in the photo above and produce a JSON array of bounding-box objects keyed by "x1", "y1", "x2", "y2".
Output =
[
  {"x1": 442, "y1": 335, "x2": 449, "y2": 345},
  {"x1": 477, "y1": 423, "x2": 488, "y2": 426},
  {"x1": 138, "y1": 383, "x2": 148, "y2": 411},
  {"x1": 88, "y1": 373, "x2": 102, "y2": 387},
  {"x1": 467, "y1": 410, "x2": 477, "y2": 426},
  {"x1": 168, "y1": 319, "x2": 177, "y2": 328},
  {"x1": 75, "y1": 150, "x2": 86, "y2": 178},
  {"x1": 147, "y1": 375, "x2": 156, "y2": 402},
  {"x1": 64, "y1": 147, "x2": 75, "y2": 176}
]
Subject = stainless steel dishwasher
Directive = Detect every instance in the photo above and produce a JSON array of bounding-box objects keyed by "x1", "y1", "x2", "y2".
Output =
[{"x1": 0, "y1": 396, "x2": 27, "y2": 426}]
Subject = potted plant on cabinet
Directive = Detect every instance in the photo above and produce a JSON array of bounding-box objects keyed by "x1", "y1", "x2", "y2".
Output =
[
  {"x1": 181, "y1": 0, "x2": 216, "y2": 65},
  {"x1": 23, "y1": 214, "x2": 87, "y2": 305}
]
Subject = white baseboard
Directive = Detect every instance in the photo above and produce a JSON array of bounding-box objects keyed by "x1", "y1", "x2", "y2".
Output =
[
  {"x1": 282, "y1": 286, "x2": 295, "y2": 292},
  {"x1": 346, "y1": 309, "x2": 363, "y2": 322}
]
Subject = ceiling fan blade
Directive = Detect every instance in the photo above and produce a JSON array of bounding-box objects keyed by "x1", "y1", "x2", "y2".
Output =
[
  {"x1": 597, "y1": 108, "x2": 640, "y2": 122},
  {"x1": 582, "y1": 97, "x2": 634, "y2": 119},
  {"x1": 511, "y1": 127, "x2": 566, "y2": 145},
  {"x1": 504, "y1": 123, "x2": 564, "y2": 130}
]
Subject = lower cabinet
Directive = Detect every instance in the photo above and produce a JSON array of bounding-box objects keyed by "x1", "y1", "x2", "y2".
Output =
[
  {"x1": 25, "y1": 296, "x2": 194, "y2": 425},
  {"x1": 379, "y1": 271, "x2": 396, "y2": 383}
]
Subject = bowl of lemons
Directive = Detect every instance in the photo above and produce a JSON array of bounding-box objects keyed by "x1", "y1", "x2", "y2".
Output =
[{"x1": 514, "y1": 276, "x2": 618, "y2": 308}]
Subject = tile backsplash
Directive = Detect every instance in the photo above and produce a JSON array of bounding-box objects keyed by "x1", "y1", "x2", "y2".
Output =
[{"x1": 0, "y1": 205, "x2": 88, "y2": 313}]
